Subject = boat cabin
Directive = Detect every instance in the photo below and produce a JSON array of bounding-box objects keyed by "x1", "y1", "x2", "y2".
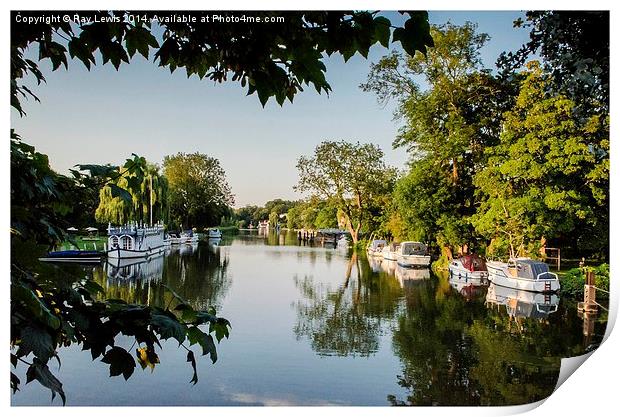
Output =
[
  {"x1": 507, "y1": 259, "x2": 555, "y2": 280},
  {"x1": 400, "y1": 242, "x2": 427, "y2": 256},
  {"x1": 458, "y1": 254, "x2": 487, "y2": 272}
]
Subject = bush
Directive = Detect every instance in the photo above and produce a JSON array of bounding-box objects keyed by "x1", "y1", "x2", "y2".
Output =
[{"x1": 560, "y1": 264, "x2": 609, "y2": 298}]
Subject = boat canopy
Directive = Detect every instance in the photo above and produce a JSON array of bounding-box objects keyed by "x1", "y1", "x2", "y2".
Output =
[
  {"x1": 460, "y1": 254, "x2": 487, "y2": 272},
  {"x1": 369, "y1": 239, "x2": 387, "y2": 250},
  {"x1": 400, "y1": 242, "x2": 427, "y2": 256},
  {"x1": 510, "y1": 259, "x2": 552, "y2": 280}
]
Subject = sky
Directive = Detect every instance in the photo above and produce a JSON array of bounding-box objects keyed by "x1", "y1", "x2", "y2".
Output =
[{"x1": 11, "y1": 11, "x2": 532, "y2": 207}]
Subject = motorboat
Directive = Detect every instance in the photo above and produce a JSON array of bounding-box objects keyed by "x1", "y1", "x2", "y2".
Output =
[
  {"x1": 207, "y1": 228, "x2": 223, "y2": 239},
  {"x1": 366, "y1": 239, "x2": 387, "y2": 257},
  {"x1": 106, "y1": 222, "x2": 166, "y2": 259},
  {"x1": 38, "y1": 250, "x2": 103, "y2": 263},
  {"x1": 448, "y1": 254, "x2": 489, "y2": 284},
  {"x1": 397, "y1": 241, "x2": 431, "y2": 268},
  {"x1": 486, "y1": 258, "x2": 560, "y2": 293},
  {"x1": 181, "y1": 230, "x2": 199, "y2": 244},
  {"x1": 381, "y1": 242, "x2": 400, "y2": 261}
]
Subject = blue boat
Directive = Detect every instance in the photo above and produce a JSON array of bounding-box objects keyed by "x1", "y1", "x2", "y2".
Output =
[{"x1": 38, "y1": 250, "x2": 103, "y2": 263}]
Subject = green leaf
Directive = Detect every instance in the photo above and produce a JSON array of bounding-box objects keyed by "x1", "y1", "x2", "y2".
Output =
[
  {"x1": 18, "y1": 325, "x2": 55, "y2": 364},
  {"x1": 150, "y1": 312, "x2": 187, "y2": 344},
  {"x1": 101, "y1": 346, "x2": 136, "y2": 380},
  {"x1": 26, "y1": 359, "x2": 66, "y2": 405},
  {"x1": 107, "y1": 183, "x2": 133, "y2": 204},
  {"x1": 11, "y1": 284, "x2": 60, "y2": 329},
  {"x1": 186, "y1": 350, "x2": 198, "y2": 385},
  {"x1": 187, "y1": 327, "x2": 217, "y2": 363},
  {"x1": 373, "y1": 16, "x2": 391, "y2": 48}
]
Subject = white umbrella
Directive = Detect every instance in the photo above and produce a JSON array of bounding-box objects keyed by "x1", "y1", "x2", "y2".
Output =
[
  {"x1": 67, "y1": 227, "x2": 78, "y2": 232},
  {"x1": 85, "y1": 227, "x2": 98, "y2": 232}
]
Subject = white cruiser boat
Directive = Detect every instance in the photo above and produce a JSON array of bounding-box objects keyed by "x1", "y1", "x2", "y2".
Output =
[
  {"x1": 381, "y1": 242, "x2": 401, "y2": 261},
  {"x1": 106, "y1": 222, "x2": 166, "y2": 259},
  {"x1": 486, "y1": 283, "x2": 559, "y2": 319},
  {"x1": 207, "y1": 228, "x2": 223, "y2": 239},
  {"x1": 397, "y1": 241, "x2": 431, "y2": 268},
  {"x1": 448, "y1": 254, "x2": 489, "y2": 284},
  {"x1": 486, "y1": 258, "x2": 560, "y2": 293},
  {"x1": 367, "y1": 239, "x2": 387, "y2": 257}
]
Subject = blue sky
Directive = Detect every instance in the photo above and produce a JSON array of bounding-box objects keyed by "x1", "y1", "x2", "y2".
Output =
[{"x1": 12, "y1": 11, "x2": 531, "y2": 207}]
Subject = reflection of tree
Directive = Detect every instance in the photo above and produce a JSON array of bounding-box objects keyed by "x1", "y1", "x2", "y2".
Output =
[
  {"x1": 93, "y1": 244, "x2": 231, "y2": 311},
  {"x1": 388, "y1": 276, "x2": 591, "y2": 406},
  {"x1": 293, "y1": 253, "x2": 403, "y2": 357}
]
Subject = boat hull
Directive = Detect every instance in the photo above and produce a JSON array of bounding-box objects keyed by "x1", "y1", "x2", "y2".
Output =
[
  {"x1": 448, "y1": 265, "x2": 489, "y2": 283},
  {"x1": 106, "y1": 246, "x2": 165, "y2": 259},
  {"x1": 397, "y1": 255, "x2": 431, "y2": 268}
]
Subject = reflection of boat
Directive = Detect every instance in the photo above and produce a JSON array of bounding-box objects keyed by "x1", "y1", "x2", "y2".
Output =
[
  {"x1": 367, "y1": 256, "x2": 383, "y2": 273},
  {"x1": 448, "y1": 254, "x2": 489, "y2": 284},
  {"x1": 395, "y1": 265, "x2": 430, "y2": 286},
  {"x1": 106, "y1": 222, "x2": 166, "y2": 259},
  {"x1": 106, "y1": 254, "x2": 164, "y2": 282},
  {"x1": 367, "y1": 239, "x2": 387, "y2": 257},
  {"x1": 207, "y1": 228, "x2": 223, "y2": 239},
  {"x1": 449, "y1": 275, "x2": 488, "y2": 300},
  {"x1": 381, "y1": 242, "x2": 400, "y2": 261},
  {"x1": 380, "y1": 259, "x2": 398, "y2": 275},
  {"x1": 487, "y1": 258, "x2": 560, "y2": 293},
  {"x1": 397, "y1": 241, "x2": 431, "y2": 268},
  {"x1": 486, "y1": 283, "x2": 559, "y2": 319},
  {"x1": 39, "y1": 250, "x2": 103, "y2": 263},
  {"x1": 179, "y1": 242, "x2": 199, "y2": 256}
]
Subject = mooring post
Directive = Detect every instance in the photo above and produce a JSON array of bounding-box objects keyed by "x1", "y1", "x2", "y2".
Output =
[{"x1": 578, "y1": 270, "x2": 598, "y2": 313}]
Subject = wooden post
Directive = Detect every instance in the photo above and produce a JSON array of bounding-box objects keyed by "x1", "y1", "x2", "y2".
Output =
[{"x1": 578, "y1": 270, "x2": 598, "y2": 313}]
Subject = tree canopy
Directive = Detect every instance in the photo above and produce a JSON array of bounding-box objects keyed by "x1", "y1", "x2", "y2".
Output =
[
  {"x1": 295, "y1": 140, "x2": 396, "y2": 244},
  {"x1": 164, "y1": 152, "x2": 234, "y2": 229},
  {"x1": 12, "y1": 10, "x2": 434, "y2": 113}
]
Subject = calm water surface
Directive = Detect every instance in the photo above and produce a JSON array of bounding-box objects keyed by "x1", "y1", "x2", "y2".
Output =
[{"x1": 12, "y1": 231, "x2": 607, "y2": 406}]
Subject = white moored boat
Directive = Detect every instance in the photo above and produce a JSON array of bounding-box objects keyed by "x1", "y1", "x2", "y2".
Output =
[
  {"x1": 207, "y1": 228, "x2": 223, "y2": 239},
  {"x1": 367, "y1": 239, "x2": 387, "y2": 257},
  {"x1": 397, "y1": 241, "x2": 431, "y2": 268},
  {"x1": 448, "y1": 254, "x2": 489, "y2": 284},
  {"x1": 381, "y1": 242, "x2": 400, "y2": 261},
  {"x1": 106, "y1": 222, "x2": 166, "y2": 259},
  {"x1": 486, "y1": 258, "x2": 560, "y2": 293},
  {"x1": 181, "y1": 230, "x2": 199, "y2": 244}
]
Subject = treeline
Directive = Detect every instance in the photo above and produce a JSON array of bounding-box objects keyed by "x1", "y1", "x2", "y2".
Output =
[
  {"x1": 87, "y1": 152, "x2": 234, "y2": 231},
  {"x1": 296, "y1": 14, "x2": 609, "y2": 263},
  {"x1": 233, "y1": 197, "x2": 339, "y2": 230}
]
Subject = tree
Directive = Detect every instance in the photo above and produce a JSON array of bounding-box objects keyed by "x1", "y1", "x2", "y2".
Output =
[
  {"x1": 497, "y1": 11, "x2": 609, "y2": 114},
  {"x1": 163, "y1": 152, "x2": 234, "y2": 229},
  {"x1": 362, "y1": 22, "x2": 515, "y2": 259},
  {"x1": 295, "y1": 141, "x2": 396, "y2": 244},
  {"x1": 95, "y1": 161, "x2": 168, "y2": 225},
  {"x1": 12, "y1": 10, "x2": 433, "y2": 114},
  {"x1": 472, "y1": 62, "x2": 609, "y2": 259}
]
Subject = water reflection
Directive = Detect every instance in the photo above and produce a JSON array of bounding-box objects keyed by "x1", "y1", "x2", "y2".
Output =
[
  {"x1": 449, "y1": 274, "x2": 488, "y2": 301},
  {"x1": 486, "y1": 283, "x2": 559, "y2": 321},
  {"x1": 293, "y1": 253, "x2": 403, "y2": 357},
  {"x1": 93, "y1": 242, "x2": 231, "y2": 311}
]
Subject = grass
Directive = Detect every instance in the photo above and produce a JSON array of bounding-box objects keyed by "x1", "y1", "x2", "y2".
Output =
[{"x1": 58, "y1": 235, "x2": 107, "y2": 251}]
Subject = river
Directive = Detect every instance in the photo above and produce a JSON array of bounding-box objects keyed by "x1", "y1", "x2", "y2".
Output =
[{"x1": 11, "y1": 230, "x2": 607, "y2": 406}]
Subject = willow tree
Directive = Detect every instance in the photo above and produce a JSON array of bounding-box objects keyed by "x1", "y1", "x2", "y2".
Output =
[
  {"x1": 362, "y1": 22, "x2": 516, "y2": 260},
  {"x1": 95, "y1": 160, "x2": 168, "y2": 225},
  {"x1": 295, "y1": 141, "x2": 396, "y2": 244},
  {"x1": 472, "y1": 62, "x2": 609, "y2": 259}
]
